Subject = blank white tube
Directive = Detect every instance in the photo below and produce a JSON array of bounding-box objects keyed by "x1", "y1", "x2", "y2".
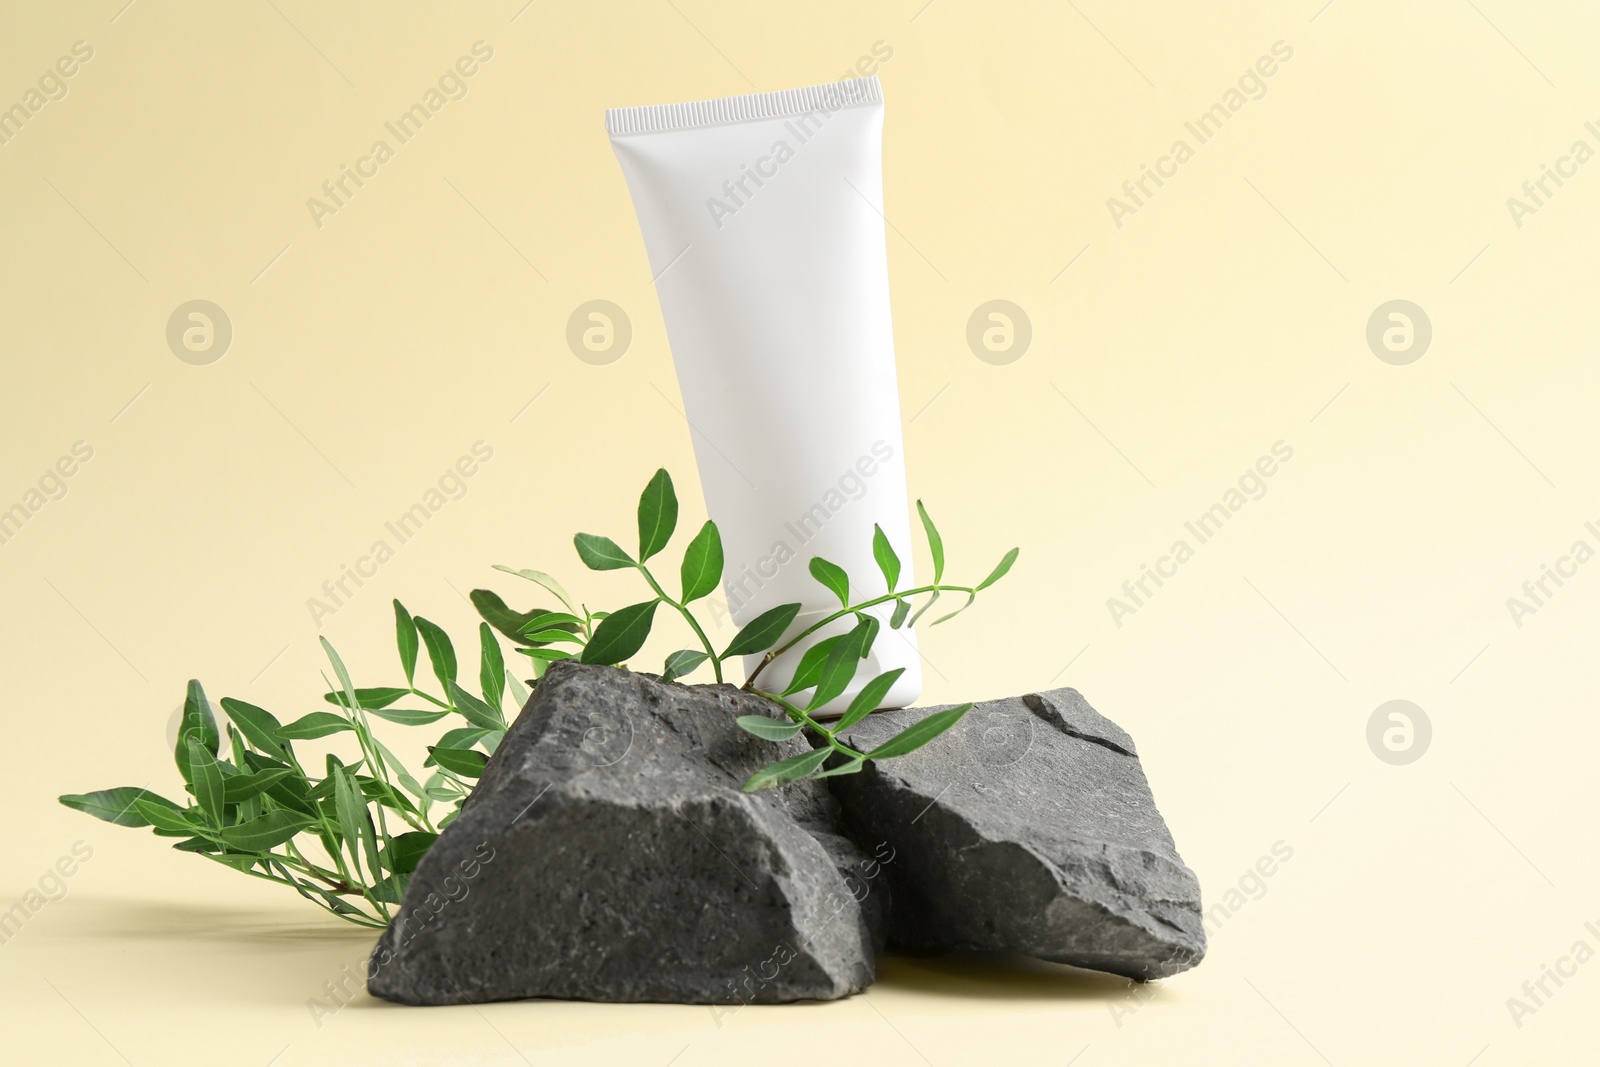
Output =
[{"x1": 607, "y1": 75, "x2": 920, "y2": 711}]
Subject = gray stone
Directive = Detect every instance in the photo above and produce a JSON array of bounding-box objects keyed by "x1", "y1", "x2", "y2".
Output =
[
  {"x1": 824, "y1": 687, "x2": 1205, "y2": 980},
  {"x1": 367, "y1": 661, "x2": 887, "y2": 1006}
]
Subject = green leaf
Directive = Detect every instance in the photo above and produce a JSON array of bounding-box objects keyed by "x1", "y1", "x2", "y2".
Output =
[
  {"x1": 220, "y1": 698, "x2": 287, "y2": 759},
  {"x1": 216, "y1": 810, "x2": 315, "y2": 852},
  {"x1": 428, "y1": 746, "x2": 488, "y2": 778},
  {"x1": 872, "y1": 524, "x2": 901, "y2": 592},
  {"x1": 449, "y1": 681, "x2": 505, "y2": 731},
  {"x1": 480, "y1": 622, "x2": 505, "y2": 711},
  {"x1": 205, "y1": 852, "x2": 260, "y2": 871},
  {"x1": 932, "y1": 591, "x2": 977, "y2": 625},
  {"x1": 241, "y1": 754, "x2": 315, "y2": 815},
  {"x1": 323, "y1": 687, "x2": 410, "y2": 710},
  {"x1": 151, "y1": 827, "x2": 199, "y2": 840},
  {"x1": 742, "y1": 748, "x2": 830, "y2": 791},
  {"x1": 517, "y1": 646, "x2": 576, "y2": 665},
  {"x1": 679, "y1": 520, "x2": 724, "y2": 602},
  {"x1": 735, "y1": 715, "x2": 803, "y2": 741},
  {"x1": 372, "y1": 872, "x2": 410, "y2": 903},
  {"x1": 372, "y1": 737, "x2": 425, "y2": 801},
  {"x1": 188, "y1": 739, "x2": 225, "y2": 824},
  {"x1": 364, "y1": 705, "x2": 450, "y2": 726},
  {"x1": 176, "y1": 679, "x2": 219, "y2": 769},
  {"x1": 506, "y1": 670, "x2": 530, "y2": 710},
  {"x1": 976, "y1": 547, "x2": 1019, "y2": 591},
  {"x1": 470, "y1": 588, "x2": 545, "y2": 645},
  {"x1": 383, "y1": 831, "x2": 438, "y2": 875},
  {"x1": 660, "y1": 648, "x2": 709, "y2": 684},
  {"x1": 516, "y1": 613, "x2": 584, "y2": 661},
  {"x1": 808, "y1": 557, "x2": 850, "y2": 607},
  {"x1": 917, "y1": 500, "x2": 944, "y2": 584},
  {"x1": 357, "y1": 808, "x2": 382, "y2": 892},
  {"x1": 863, "y1": 703, "x2": 973, "y2": 760},
  {"x1": 805, "y1": 620, "x2": 872, "y2": 712},
  {"x1": 222, "y1": 768, "x2": 293, "y2": 805},
  {"x1": 637, "y1": 467, "x2": 678, "y2": 562},
  {"x1": 434, "y1": 726, "x2": 493, "y2": 751},
  {"x1": 522, "y1": 631, "x2": 578, "y2": 683},
  {"x1": 856, "y1": 612, "x2": 880, "y2": 657},
  {"x1": 357, "y1": 775, "x2": 417, "y2": 817},
  {"x1": 304, "y1": 778, "x2": 341, "y2": 804},
  {"x1": 265, "y1": 788, "x2": 316, "y2": 819},
  {"x1": 722, "y1": 602, "x2": 802, "y2": 659},
  {"x1": 422, "y1": 771, "x2": 459, "y2": 801},
  {"x1": 835, "y1": 668, "x2": 905, "y2": 732},
  {"x1": 134, "y1": 798, "x2": 207, "y2": 835},
  {"x1": 518, "y1": 611, "x2": 585, "y2": 634},
  {"x1": 332, "y1": 768, "x2": 364, "y2": 875},
  {"x1": 492, "y1": 565, "x2": 576, "y2": 613},
  {"x1": 59, "y1": 787, "x2": 180, "y2": 828},
  {"x1": 908, "y1": 590, "x2": 941, "y2": 626},
  {"x1": 574, "y1": 532, "x2": 634, "y2": 571},
  {"x1": 889, "y1": 598, "x2": 910, "y2": 629},
  {"x1": 521, "y1": 628, "x2": 584, "y2": 645},
  {"x1": 814, "y1": 758, "x2": 865, "y2": 778},
  {"x1": 395, "y1": 599, "x2": 420, "y2": 685},
  {"x1": 414, "y1": 617, "x2": 457, "y2": 692},
  {"x1": 276, "y1": 712, "x2": 355, "y2": 740},
  {"x1": 780, "y1": 635, "x2": 844, "y2": 696},
  {"x1": 579, "y1": 600, "x2": 660, "y2": 665},
  {"x1": 319, "y1": 637, "x2": 361, "y2": 716},
  {"x1": 229, "y1": 722, "x2": 249, "y2": 771}
]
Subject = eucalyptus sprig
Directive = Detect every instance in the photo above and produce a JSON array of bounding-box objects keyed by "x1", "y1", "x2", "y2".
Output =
[{"x1": 479, "y1": 468, "x2": 1017, "y2": 792}]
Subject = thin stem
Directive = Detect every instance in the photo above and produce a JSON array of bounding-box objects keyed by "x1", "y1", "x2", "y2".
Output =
[
  {"x1": 212, "y1": 856, "x2": 312, "y2": 891},
  {"x1": 347, "y1": 708, "x2": 428, "y2": 832},
  {"x1": 277, "y1": 742, "x2": 312, "y2": 783},
  {"x1": 268, "y1": 858, "x2": 386, "y2": 927},
  {"x1": 261, "y1": 774, "x2": 334, "y2": 873},
  {"x1": 755, "y1": 689, "x2": 867, "y2": 762},
  {"x1": 209, "y1": 855, "x2": 384, "y2": 926},
  {"x1": 309, "y1": 805, "x2": 357, "y2": 886},
  {"x1": 437, "y1": 767, "x2": 470, "y2": 790},
  {"x1": 637, "y1": 564, "x2": 722, "y2": 683},
  {"x1": 410, "y1": 687, "x2": 451, "y2": 709},
  {"x1": 338, "y1": 714, "x2": 397, "y2": 921},
  {"x1": 742, "y1": 583, "x2": 976, "y2": 690},
  {"x1": 332, "y1": 711, "x2": 406, "y2": 921},
  {"x1": 367, "y1": 800, "x2": 396, "y2": 923},
  {"x1": 270, "y1": 854, "x2": 359, "y2": 896},
  {"x1": 283, "y1": 842, "x2": 354, "y2": 890}
]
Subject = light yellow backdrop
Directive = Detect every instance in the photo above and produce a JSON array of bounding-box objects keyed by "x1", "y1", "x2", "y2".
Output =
[{"x1": 4, "y1": 1, "x2": 1598, "y2": 1064}]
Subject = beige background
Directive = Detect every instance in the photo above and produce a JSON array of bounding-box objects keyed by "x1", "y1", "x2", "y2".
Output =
[{"x1": 3, "y1": 0, "x2": 1598, "y2": 1063}]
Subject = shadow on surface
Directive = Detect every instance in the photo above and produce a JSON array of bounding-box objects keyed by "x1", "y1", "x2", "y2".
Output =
[
  {"x1": 28, "y1": 895, "x2": 379, "y2": 1012},
  {"x1": 875, "y1": 951, "x2": 1142, "y2": 1002},
  {"x1": 51, "y1": 897, "x2": 1161, "y2": 1013},
  {"x1": 60, "y1": 893, "x2": 378, "y2": 947}
]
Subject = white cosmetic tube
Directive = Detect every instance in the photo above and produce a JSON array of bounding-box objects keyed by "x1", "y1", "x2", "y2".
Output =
[{"x1": 607, "y1": 75, "x2": 920, "y2": 711}]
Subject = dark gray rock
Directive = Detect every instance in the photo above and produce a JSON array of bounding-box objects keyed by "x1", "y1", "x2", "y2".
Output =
[
  {"x1": 825, "y1": 687, "x2": 1204, "y2": 980},
  {"x1": 366, "y1": 661, "x2": 886, "y2": 1006}
]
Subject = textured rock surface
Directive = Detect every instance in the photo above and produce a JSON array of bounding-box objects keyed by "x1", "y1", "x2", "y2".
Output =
[
  {"x1": 825, "y1": 687, "x2": 1204, "y2": 980},
  {"x1": 367, "y1": 661, "x2": 887, "y2": 1006}
]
